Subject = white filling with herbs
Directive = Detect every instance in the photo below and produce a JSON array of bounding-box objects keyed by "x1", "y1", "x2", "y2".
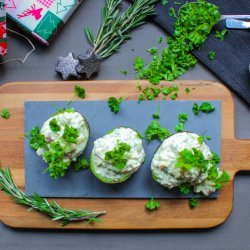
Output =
[
  {"x1": 151, "y1": 132, "x2": 220, "y2": 196},
  {"x1": 91, "y1": 127, "x2": 145, "y2": 182},
  {"x1": 36, "y1": 111, "x2": 89, "y2": 162}
]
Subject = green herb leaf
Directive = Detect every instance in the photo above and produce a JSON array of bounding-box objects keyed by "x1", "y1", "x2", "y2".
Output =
[
  {"x1": 84, "y1": 27, "x2": 95, "y2": 45},
  {"x1": 134, "y1": 57, "x2": 145, "y2": 71},
  {"x1": 62, "y1": 125, "x2": 79, "y2": 144},
  {"x1": 174, "y1": 123, "x2": 185, "y2": 132},
  {"x1": 120, "y1": 70, "x2": 128, "y2": 76},
  {"x1": 49, "y1": 118, "x2": 61, "y2": 132},
  {"x1": 188, "y1": 198, "x2": 199, "y2": 209},
  {"x1": 192, "y1": 103, "x2": 200, "y2": 115},
  {"x1": 157, "y1": 36, "x2": 163, "y2": 44},
  {"x1": 73, "y1": 158, "x2": 90, "y2": 172},
  {"x1": 152, "y1": 105, "x2": 161, "y2": 119},
  {"x1": 199, "y1": 102, "x2": 215, "y2": 113},
  {"x1": 145, "y1": 197, "x2": 160, "y2": 211},
  {"x1": 162, "y1": 0, "x2": 168, "y2": 6},
  {"x1": 74, "y1": 85, "x2": 86, "y2": 99},
  {"x1": 1, "y1": 108, "x2": 10, "y2": 119},
  {"x1": 145, "y1": 120, "x2": 170, "y2": 142},
  {"x1": 209, "y1": 51, "x2": 215, "y2": 60},
  {"x1": 179, "y1": 183, "x2": 191, "y2": 195},
  {"x1": 105, "y1": 142, "x2": 131, "y2": 170},
  {"x1": 215, "y1": 29, "x2": 228, "y2": 41},
  {"x1": 27, "y1": 127, "x2": 47, "y2": 150},
  {"x1": 206, "y1": 135, "x2": 212, "y2": 140},
  {"x1": 178, "y1": 113, "x2": 188, "y2": 123},
  {"x1": 185, "y1": 87, "x2": 190, "y2": 94},
  {"x1": 198, "y1": 135, "x2": 205, "y2": 145},
  {"x1": 107, "y1": 97, "x2": 123, "y2": 113}
]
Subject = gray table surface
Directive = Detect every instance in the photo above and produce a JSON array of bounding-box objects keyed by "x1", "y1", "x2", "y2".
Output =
[{"x1": 0, "y1": 1, "x2": 250, "y2": 249}]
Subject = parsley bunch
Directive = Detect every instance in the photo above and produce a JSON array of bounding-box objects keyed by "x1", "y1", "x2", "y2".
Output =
[
  {"x1": 134, "y1": 0, "x2": 221, "y2": 84},
  {"x1": 105, "y1": 142, "x2": 131, "y2": 170}
]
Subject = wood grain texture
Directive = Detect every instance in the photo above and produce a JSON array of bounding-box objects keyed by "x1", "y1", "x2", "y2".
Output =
[{"x1": 0, "y1": 80, "x2": 249, "y2": 230}]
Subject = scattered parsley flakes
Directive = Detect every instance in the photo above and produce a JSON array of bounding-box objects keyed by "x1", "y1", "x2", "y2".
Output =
[
  {"x1": 215, "y1": 29, "x2": 228, "y2": 41},
  {"x1": 107, "y1": 97, "x2": 123, "y2": 113},
  {"x1": 49, "y1": 118, "x2": 61, "y2": 132},
  {"x1": 188, "y1": 198, "x2": 199, "y2": 209},
  {"x1": 209, "y1": 51, "x2": 215, "y2": 60},
  {"x1": 185, "y1": 87, "x2": 190, "y2": 94},
  {"x1": 1, "y1": 108, "x2": 10, "y2": 119},
  {"x1": 134, "y1": 56, "x2": 145, "y2": 71},
  {"x1": 178, "y1": 113, "x2": 188, "y2": 123},
  {"x1": 105, "y1": 142, "x2": 131, "y2": 170},
  {"x1": 120, "y1": 70, "x2": 128, "y2": 76},
  {"x1": 145, "y1": 196, "x2": 160, "y2": 211},
  {"x1": 192, "y1": 102, "x2": 215, "y2": 115},
  {"x1": 136, "y1": 82, "x2": 142, "y2": 91},
  {"x1": 62, "y1": 125, "x2": 79, "y2": 144},
  {"x1": 145, "y1": 120, "x2": 170, "y2": 142},
  {"x1": 134, "y1": 1, "x2": 220, "y2": 85},
  {"x1": 174, "y1": 123, "x2": 185, "y2": 132},
  {"x1": 74, "y1": 85, "x2": 85, "y2": 99},
  {"x1": 73, "y1": 158, "x2": 90, "y2": 172},
  {"x1": 152, "y1": 105, "x2": 161, "y2": 119}
]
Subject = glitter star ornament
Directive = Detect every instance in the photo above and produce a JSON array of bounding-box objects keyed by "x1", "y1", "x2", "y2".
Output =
[
  {"x1": 76, "y1": 50, "x2": 102, "y2": 79},
  {"x1": 55, "y1": 52, "x2": 81, "y2": 80}
]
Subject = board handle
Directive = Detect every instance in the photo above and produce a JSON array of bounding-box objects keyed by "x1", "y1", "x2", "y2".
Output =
[{"x1": 228, "y1": 139, "x2": 250, "y2": 174}]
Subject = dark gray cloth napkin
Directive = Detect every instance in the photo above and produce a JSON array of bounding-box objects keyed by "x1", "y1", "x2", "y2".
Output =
[{"x1": 130, "y1": 0, "x2": 250, "y2": 105}]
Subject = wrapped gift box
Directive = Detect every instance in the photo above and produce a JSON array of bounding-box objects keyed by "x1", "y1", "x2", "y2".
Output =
[
  {"x1": 5, "y1": 0, "x2": 82, "y2": 45},
  {"x1": 0, "y1": 0, "x2": 7, "y2": 56}
]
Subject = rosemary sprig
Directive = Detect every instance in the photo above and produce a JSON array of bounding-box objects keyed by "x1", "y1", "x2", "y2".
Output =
[
  {"x1": 0, "y1": 166, "x2": 106, "y2": 226},
  {"x1": 84, "y1": 0, "x2": 159, "y2": 58}
]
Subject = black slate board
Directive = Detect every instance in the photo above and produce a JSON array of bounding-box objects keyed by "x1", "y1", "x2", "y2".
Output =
[{"x1": 24, "y1": 100, "x2": 221, "y2": 198}]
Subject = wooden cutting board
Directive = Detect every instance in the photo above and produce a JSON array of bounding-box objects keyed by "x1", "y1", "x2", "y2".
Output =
[{"x1": 0, "y1": 80, "x2": 249, "y2": 230}]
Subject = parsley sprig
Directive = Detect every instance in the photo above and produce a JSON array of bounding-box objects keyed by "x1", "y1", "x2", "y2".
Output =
[
  {"x1": 49, "y1": 118, "x2": 61, "y2": 132},
  {"x1": 145, "y1": 120, "x2": 170, "y2": 142},
  {"x1": 68, "y1": 85, "x2": 86, "y2": 105},
  {"x1": 1, "y1": 108, "x2": 10, "y2": 119},
  {"x1": 107, "y1": 97, "x2": 123, "y2": 113},
  {"x1": 175, "y1": 113, "x2": 188, "y2": 132},
  {"x1": 192, "y1": 102, "x2": 215, "y2": 115},
  {"x1": 145, "y1": 196, "x2": 160, "y2": 211}
]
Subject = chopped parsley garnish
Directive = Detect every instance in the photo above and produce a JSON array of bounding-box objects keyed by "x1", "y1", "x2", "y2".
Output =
[
  {"x1": 215, "y1": 29, "x2": 228, "y2": 41},
  {"x1": 152, "y1": 105, "x2": 161, "y2": 119},
  {"x1": 107, "y1": 97, "x2": 123, "y2": 113},
  {"x1": 73, "y1": 158, "x2": 90, "y2": 172},
  {"x1": 188, "y1": 198, "x2": 199, "y2": 209},
  {"x1": 43, "y1": 142, "x2": 71, "y2": 179},
  {"x1": 134, "y1": 1, "x2": 220, "y2": 85},
  {"x1": 120, "y1": 70, "x2": 128, "y2": 76},
  {"x1": 53, "y1": 107, "x2": 75, "y2": 116},
  {"x1": 192, "y1": 102, "x2": 215, "y2": 115},
  {"x1": 49, "y1": 118, "x2": 61, "y2": 132},
  {"x1": 209, "y1": 51, "x2": 215, "y2": 60},
  {"x1": 185, "y1": 87, "x2": 190, "y2": 94},
  {"x1": 145, "y1": 120, "x2": 170, "y2": 142},
  {"x1": 145, "y1": 196, "x2": 160, "y2": 211},
  {"x1": 1, "y1": 108, "x2": 10, "y2": 119},
  {"x1": 178, "y1": 113, "x2": 188, "y2": 123},
  {"x1": 105, "y1": 142, "x2": 131, "y2": 170},
  {"x1": 27, "y1": 127, "x2": 47, "y2": 150},
  {"x1": 206, "y1": 135, "x2": 212, "y2": 140},
  {"x1": 174, "y1": 123, "x2": 184, "y2": 132},
  {"x1": 62, "y1": 125, "x2": 79, "y2": 144},
  {"x1": 176, "y1": 148, "x2": 230, "y2": 191},
  {"x1": 134, "y1": 56, "x2": 145, "y2": 71}
]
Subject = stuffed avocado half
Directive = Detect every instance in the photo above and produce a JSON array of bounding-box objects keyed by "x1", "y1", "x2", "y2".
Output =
[
  {"x1": 33, "y1": 109, "x2": 90, "y2": 178},
  {"x1": 90, "y1": 127, "x2": 145, "y2": 184},
  {"x1": 151, "y1": 131, "x2": 229, "y2": 196}
]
